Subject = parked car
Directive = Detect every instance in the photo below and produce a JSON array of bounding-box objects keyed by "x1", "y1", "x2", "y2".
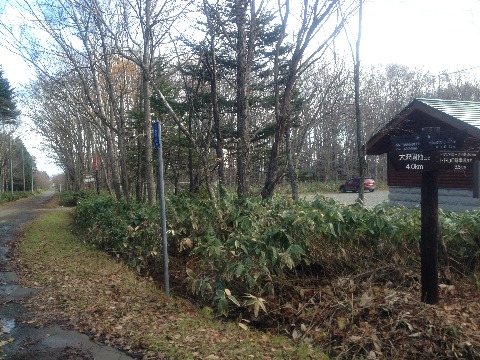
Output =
[{"x1": 339, "y1": 177, "x2": 376, "y2": 193}]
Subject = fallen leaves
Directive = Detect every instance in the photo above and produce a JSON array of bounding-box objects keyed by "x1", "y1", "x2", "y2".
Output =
[
  {"x1": 0, "y1": 338, "x2": 14, "y2": 347},
  {"x1": 12, "y1": 207, "x2": 480, "y2": 359},
  {"x1": 13, "y1": 208, "x2": 319, "y2": 359},
  {"x1": 271, "y1": 273, "x2": 480, "y2": 359}
]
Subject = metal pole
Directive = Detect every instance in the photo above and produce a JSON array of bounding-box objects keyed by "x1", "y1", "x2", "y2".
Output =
[
  {"x1": 156, "y1": 121, "x2": 170, "y2": 295},
  {"x1": 9, "y1": 135, "x2": 13, "y2": 194},
  {"x1": 31, "y1": 162, "x2": 34, "y2": 193},
  {"x1": 22, "y1": 148, "x2": 25, "y2": 191}
]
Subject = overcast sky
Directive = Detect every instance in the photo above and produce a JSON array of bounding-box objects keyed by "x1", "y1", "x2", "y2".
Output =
[
  {"x1": 361, "y1": 0, "x2": 480, "y2": 75},
  {"x1": 4, "y1": 1, "x2": 480, "y2": 83}
]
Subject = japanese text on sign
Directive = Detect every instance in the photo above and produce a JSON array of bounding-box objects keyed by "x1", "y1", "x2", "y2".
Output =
[
  {"x1": 396, "y1": 141, "x2": 421, "y2": 151},
  {"x1": 397, "y1": 153, "x2": 431, "y2": 161},
  {"x1": 391, "y1": 130, "x2": 466, "y2": 152},
  {"x1": 391, "y1": 151, "x2": 478, "y2": 171},
  {"x1": 391, "y1": 152, "x2": 434, "y2": 171},
  {"x1": 439, "y1": 151, "x2": 478, "y2": 171}
]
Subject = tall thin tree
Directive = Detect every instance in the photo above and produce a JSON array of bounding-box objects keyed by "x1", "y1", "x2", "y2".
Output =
[{"x1": 354, "y1": 0, "x2": 365, "y2": 205}]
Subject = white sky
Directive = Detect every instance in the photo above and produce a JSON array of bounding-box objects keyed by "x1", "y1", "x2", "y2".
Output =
[
  {"x1": 361, "y1": 0, "x2": 480, "y2": 74},
  {"x1": 2, "y1": 0, "x2": 480, "y2": 175}
]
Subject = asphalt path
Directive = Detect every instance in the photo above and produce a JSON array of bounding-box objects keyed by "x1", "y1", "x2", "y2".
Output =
[
  {"x1": 0, "y1": 192, "x2": 133, "y2": 360},
  {"x1": 301, "y1": 190, "x2": 389, "y2": 207}
]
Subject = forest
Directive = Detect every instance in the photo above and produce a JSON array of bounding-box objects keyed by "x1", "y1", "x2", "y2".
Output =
[
  {"x1": 1, "y1": 0, "x2": 479, "y2": 201},
  {"x1": 0, "y1": 67, "x2": 51, "y2": 194}
]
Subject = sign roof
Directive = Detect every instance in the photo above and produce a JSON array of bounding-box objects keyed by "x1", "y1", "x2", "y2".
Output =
[{"x1": 366, "y1": 98, "x2": 480, "y2": 155}]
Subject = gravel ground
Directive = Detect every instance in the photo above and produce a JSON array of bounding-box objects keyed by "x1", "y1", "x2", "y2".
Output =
[{"x1": 301, "y1": 190, "x2": 389, "y2": 207}]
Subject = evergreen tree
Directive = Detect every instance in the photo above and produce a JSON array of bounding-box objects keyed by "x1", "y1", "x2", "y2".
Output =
[{"x1": 0, "y1": 67, "x2": 20, "y2": 124}]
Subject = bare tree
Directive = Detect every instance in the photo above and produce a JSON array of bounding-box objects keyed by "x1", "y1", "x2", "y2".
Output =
[
  {"x1": 199, "y1": 0, "x2": 226, "y2": 195},
  {"x1": 354, "y1": 0, "x2": 365, "y2": 204},
  {"x1": 2, "y1": 0, "x2": 131, "y2": 197},
  {"x1": 262, "y1": 0, "x2": 357, "y2": 199},
  {"x1": 113, "y1": 0, "x2": 193, "y2": 202},
  {"x1": 292, "y1": 60, "x2": 353, "y2": 182}
]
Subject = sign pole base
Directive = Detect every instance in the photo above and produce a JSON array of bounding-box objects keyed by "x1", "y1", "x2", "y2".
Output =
[{"x1": 420, "y1": 169, "x2": 439, "y2": 304}]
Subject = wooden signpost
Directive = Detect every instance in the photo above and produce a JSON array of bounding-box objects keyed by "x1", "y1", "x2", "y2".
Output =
[{"x1": 389, "y1": 128, "x2": 477, "y2": 304}]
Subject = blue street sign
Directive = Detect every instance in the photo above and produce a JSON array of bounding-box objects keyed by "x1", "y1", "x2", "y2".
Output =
[{"x1": 153, "y1": 121, "x2": 160, "y2": 149}]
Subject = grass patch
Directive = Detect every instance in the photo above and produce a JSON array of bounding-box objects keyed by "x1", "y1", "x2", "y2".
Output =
[{"x1": 16, "y1": 206, "x2": 325, "y2": 359}]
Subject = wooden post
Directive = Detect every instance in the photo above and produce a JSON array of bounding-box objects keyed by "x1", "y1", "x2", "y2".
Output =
[
  {"x1": 94, "y1": 156, "x2": 100, "y2": 195},
  {"x1": 474, "y1": 160, "x2": 479, "y2": 199},
  {"x1": 420, "y1": 169, "x2": 439, "y2": 304},
  {"x1": 420, "y1": 127, "x2": 440, "y2": 305}
]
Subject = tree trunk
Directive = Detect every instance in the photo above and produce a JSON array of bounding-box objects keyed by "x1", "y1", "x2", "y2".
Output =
[
  {"x1": 286, "y1": 126, "x2": 299, "y2": 200},
  {"x1": 117, "y1": 95, "x2": 130, "y2": 200},
  {"x1": 235, "y1": 0, "x2": 249, "y2": 198},
  {"x1": 203, "y1": 0, "x2": 226, "y2": 197},
  {"x1": 261, "y1": 113, "x2": 287, "y2": 199},
  {"x1": 209, "y1": 44, "x2": 226, "y2": 197},
  {"x1": 354, "y1": 0, "x2": 365, "y2": 205},
  {"x1": 261, "y1": 1, "x2": 289, "y2": 200},
  {"x1": 143, "y1": 0, "x2": 156, "y2": 205}
]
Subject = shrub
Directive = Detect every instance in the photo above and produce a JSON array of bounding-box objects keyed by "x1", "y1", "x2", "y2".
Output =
[
  {"x1": 73, "y1": 195, "x2": 161, "y2": 274},
  {"x1": 73, "y1": 192, "x2": 480, "y2": 317},
  {"x1": 58, "y1": 190, "x2": 96, "y2": 207},
  {"x1": 0, "y1": 191, "x2": 31, "y2": 204}
]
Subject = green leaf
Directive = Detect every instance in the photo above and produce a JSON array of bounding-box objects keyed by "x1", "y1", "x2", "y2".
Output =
[
  {"x1": 235, "y1": 264, "x2": 245, "y2": 278},
  {"x1": 218, "y1": 297, "x2": 229, "y2": 316},
  {"x1": 329, "y1": 222, "x2": 336, "y2": 236},
  {"x1": 287, "y1": 244, "x2": 305, "y2": 258},
  {"x1": 186, "y1": 268, "x2": 196, "y2": 279}
]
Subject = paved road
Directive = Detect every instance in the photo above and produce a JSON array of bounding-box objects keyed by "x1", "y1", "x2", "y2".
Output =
[
  {"x1": 0, "y1": 192, "x2": 133, "y2": 360},
  {"x1": 301, "y1": 190, "x2": 389, "y2": 207}
]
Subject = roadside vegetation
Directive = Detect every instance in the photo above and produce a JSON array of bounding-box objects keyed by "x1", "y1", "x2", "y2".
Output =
[
  {"x1": 0, "y1": 191, "x2": 32, "y2": 205},
  {"x1": 17, "y1": 201, "x2": 320, "y2": 359},
  {"x1": 17, "y1": 191, "x2": 480, "y2": 359}
]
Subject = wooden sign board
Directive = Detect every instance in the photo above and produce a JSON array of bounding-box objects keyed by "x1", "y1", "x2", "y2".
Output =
[
  {"x1": 390, "y1": 151, "x2": 478, "y2": 171},
  {"x1": 83, "y1": 174, "x2": 96, "y2": 183},
  {"x1": 391, "y1": 130, "x2": 466, "y2": 153}
]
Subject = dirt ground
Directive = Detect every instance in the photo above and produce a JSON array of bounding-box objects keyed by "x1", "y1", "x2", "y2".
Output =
[{"x1": 0, "y1": 192, "x2": 132, "y2": 360}]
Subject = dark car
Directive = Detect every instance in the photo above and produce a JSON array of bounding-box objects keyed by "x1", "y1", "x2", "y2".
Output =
[{"x1": 339, "y1": 177, "x2": 376, "y2": 193}]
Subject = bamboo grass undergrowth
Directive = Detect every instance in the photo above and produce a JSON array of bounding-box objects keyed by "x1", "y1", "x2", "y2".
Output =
[{"x1": 17, "y1": 206, "x2": 325, "y2": 359}]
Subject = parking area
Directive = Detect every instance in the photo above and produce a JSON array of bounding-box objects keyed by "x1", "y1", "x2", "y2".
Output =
[{"x1": 301, "y1": 190, "x2": 389, "y2": 207}]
